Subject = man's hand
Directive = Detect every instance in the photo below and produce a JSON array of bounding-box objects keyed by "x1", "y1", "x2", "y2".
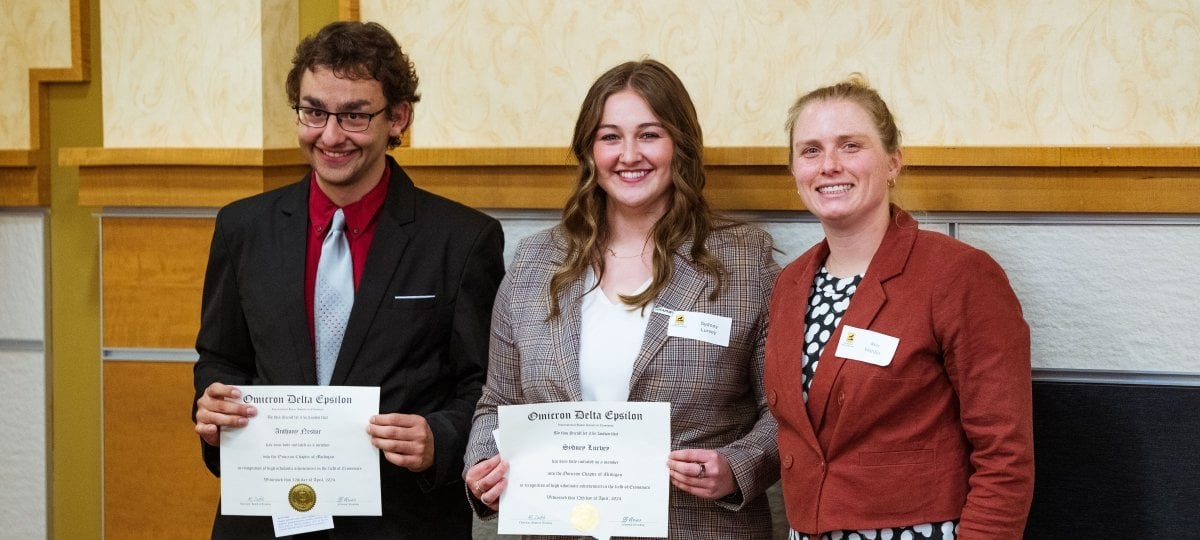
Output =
[
  {"x1": 368, "y1": 413, "x2": 435, "y2": 472},
  {"x1": 194, "y1": 383, "x2": 256, "y2": 447}
]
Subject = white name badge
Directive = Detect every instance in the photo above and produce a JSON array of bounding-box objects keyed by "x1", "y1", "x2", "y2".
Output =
[
  {"x1": 834, "y1": 325, "x2": 899, "y2": 366},
  {"x1": 666, "y1": 310, "x2": 731, "y2": 347}
]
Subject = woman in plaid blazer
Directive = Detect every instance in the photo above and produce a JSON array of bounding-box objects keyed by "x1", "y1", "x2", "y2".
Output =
[{"x1": 462, "y1": 59, "x2": 781, "y2": 539}]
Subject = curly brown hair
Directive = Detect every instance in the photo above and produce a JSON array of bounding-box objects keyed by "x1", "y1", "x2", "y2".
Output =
[{"x1": 285, "y1": 21, "x2": 420, "y2": 148}]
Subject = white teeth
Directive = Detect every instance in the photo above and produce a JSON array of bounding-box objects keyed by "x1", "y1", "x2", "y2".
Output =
[
  {"x1": 818, "y1": 184, "x2": 852, "y2": 194},
  {"x1": 618, "y1": 171, "x2": 647, "y2": 180},
  {"x1": 323, "y1": 149, "x2": 351, "y2": 158}
]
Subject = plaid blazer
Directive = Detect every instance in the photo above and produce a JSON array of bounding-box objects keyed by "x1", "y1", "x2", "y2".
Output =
[{"x1": 464, "y1": 222, "x2": 782, "y2": 539}]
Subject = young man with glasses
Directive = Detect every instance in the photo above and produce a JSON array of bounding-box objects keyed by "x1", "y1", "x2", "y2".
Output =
[{"x1": 191, "y1": 21, "x2": 504, "y2": 539}]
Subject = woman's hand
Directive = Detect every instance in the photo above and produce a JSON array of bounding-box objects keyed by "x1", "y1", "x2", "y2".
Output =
[
  {"x1": 464, "y1": 454, "x2": 509, "y2": 511},
  {"x1": 667, "y1": 448, "x2": 736, "y2": 500}
]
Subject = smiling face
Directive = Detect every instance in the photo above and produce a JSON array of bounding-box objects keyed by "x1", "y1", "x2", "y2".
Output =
[
  {"x1": 592, "y1": 90, "x2": 675, "y2": 220},
  {"x1": 789, "y1": 98, "x2": 901, "y2": 231},
  {"x1": 297, "y1": 66, "x2": 409, "y2": 205}
]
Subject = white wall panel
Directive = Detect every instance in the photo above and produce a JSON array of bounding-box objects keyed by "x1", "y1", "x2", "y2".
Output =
[
  {"x1": 959, "y1": 222, "x2": 1200, "y2": 372},
  {"x1": 496, "y1": 211, "x2": 1200, "y2": 374},
  {"x1": 0, "y1": 212, "x2": 47, "y2": 538},
  {"x1": 489, "y1": 212, "x2": 558, "y2": 267},
  {"x1": 0, "y1": 213, "x2": 46, "y2": 340},
  {"x1": 0, "y1": 352, "x2": 46, "y2": 539}
]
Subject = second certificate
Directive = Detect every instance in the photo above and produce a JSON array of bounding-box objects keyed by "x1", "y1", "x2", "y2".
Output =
[{"x1": 496, "y1": 401, "x2": 670, "y2": 539}]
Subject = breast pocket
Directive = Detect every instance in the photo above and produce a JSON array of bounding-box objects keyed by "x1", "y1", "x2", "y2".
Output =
[{"x1": 389, "y1": 294, "x2": 438, "y2": 310}]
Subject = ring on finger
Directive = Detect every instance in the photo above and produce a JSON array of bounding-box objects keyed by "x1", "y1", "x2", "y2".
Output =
[{"x1": 698, "y1": 463, "x2": 706, "y2": 479}]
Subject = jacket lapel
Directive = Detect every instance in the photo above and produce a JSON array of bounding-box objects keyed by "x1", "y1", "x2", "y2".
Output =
[
  {"x1": 551, "y1": 260, "x2": 586, "y2": 401},
  {"x1": 276, "y1": 177, "x2": 318, "y2": 384},
  {"x1": 807, "y1": 207, "x2": 917, "y2": 436},
  {"x1": 628, "y1": 241, "x2": 710, "y2": 391},
  {"x1": 329, "y1": 159, "x2": 414, "y2": 385},
  {"x1": 772, "y1": 241, "x2": 826, "y2": 451}
]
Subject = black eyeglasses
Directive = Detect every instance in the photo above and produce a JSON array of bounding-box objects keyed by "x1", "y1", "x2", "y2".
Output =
[{"x1": 293, "y1": 106, "x2": 389, "y2": 132}]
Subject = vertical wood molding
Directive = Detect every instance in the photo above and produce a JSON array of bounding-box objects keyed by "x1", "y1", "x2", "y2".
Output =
[
  {"x1": 1, "y1": 0, "x2": 89, "y2": 207},
  {"x1": 340, "y1": 0, "x2": 360, "y2": 21}
]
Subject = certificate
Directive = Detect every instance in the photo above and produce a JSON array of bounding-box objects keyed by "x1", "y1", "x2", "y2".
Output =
[
  {"x1": 496, "y1": 401, "x2": 670, "y2": 539},
  {"x1": 220, "y1": 385, "x2": 381, "y2": 517}
]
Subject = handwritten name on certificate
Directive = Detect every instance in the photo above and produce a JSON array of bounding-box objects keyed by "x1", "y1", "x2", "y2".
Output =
[
  {"x1": 220, "y1": 386, "x2": 381, "y2": 516},
  {"x1": 497, "y1": 402, "x2": 670, "y2": 539}
]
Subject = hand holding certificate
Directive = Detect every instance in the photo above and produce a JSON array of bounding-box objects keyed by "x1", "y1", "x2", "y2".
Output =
[
  {"x1": 219, "y1": 386, "x2": 382, "y2": 518},
  {"x1": 495, "y1": 401, "x2": 670, "y2": 539}
]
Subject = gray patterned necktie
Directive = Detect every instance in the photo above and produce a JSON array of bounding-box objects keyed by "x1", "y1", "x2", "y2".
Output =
[{"x1": 315, "y1": 208, "x2": 353, "y2": 385}]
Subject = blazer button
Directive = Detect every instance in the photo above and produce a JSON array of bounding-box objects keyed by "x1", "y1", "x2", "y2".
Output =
[
  {"x1": 768, "y1": 390, "x2": 777, "y2": 406},
  {"x1": 838, "y1": 391, "x2": 845, "y2": 405},
  {"x1": 783, "y1": 455, "x2": 794, "y2": 468}
]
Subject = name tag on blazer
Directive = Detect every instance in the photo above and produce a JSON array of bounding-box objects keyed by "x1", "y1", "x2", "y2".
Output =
[
  {"x1": 661, "y1": 309, "x2": 731, "y2": 347},
  {"x1": 834, "y1": 325, "x2": 899, "y2": 366}
]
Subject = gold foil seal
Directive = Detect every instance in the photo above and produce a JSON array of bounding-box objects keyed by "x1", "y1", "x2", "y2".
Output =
[
  {"x1": 288, "y1": 483, "x2": 317, "y2": 512},
  {"x1": 569, "y1": 502, "x2": 599, "y2": 533}
]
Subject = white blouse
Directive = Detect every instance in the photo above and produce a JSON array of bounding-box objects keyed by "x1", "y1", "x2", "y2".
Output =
[{"x1": 577, "y1": 269, "x2": 653, "y2": 401}]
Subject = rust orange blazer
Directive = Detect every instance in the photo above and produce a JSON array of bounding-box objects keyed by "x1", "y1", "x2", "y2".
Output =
[{"x1": 764, "y1": 208, "x2": 1034, "y2": 539}]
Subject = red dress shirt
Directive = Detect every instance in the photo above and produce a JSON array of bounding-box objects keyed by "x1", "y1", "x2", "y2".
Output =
[{"x1": 304, "y1": 167, "x2": 390, "y2": 343}]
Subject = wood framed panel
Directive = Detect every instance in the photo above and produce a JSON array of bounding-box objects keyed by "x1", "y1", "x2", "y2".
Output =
[
  {"x1": 101, "y1": 217, "x2": 215, "y2": 349},
  {"x1": 894, "y1": 166, "x2": 1200, "y2": 213},
  {"x1": 62, "y1": 146, "x2": 1200, "y2": 212},
  {"x1": 103, "y1": 360, "x2": 217, "y2": 539},
  {"x1": 1, "y1": 0, "x2": 89, "y2": 207},
  {"x1": 62, "y1": 147, "x2": 310, "y2": 208},
  {"x1": 78, "y1": 164, "x2": 310, "y2": 208},
  {"x1": 0, "y1": 150, "x2": 45, "y2": 207},
  {"x1": 400, "y1": 165, "x2": 576, "y2": 209}
]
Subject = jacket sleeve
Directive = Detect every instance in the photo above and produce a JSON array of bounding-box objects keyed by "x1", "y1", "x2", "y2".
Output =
[
  {"x1": 192, "y1": 208, "x2": 257, "y2": 476},
  {"x1": 417, "y1": 218, "x2": 505, "y2": 492},
  {"x1": 936, "y1": 247, "x2": 1035, "y2": 539},
  {"x1": 460, "y1": 262, "x2": 525, "y2": 518},
  {"x1": 714, "y1": 230, "x2": 783, "y2": 511}
]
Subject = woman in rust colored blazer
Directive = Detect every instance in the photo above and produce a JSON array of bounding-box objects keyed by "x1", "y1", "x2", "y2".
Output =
[{"x1": 765, "y1": 75, "x2": 1034, "y2": 540}]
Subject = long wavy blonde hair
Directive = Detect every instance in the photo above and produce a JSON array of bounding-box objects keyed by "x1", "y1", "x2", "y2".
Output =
[{"x1": 548, "y1": 59, "x2": 726, "y2": 319}]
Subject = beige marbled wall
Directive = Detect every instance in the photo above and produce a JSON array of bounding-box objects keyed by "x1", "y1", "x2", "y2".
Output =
[
  {"x1": 100, "y1": 0, "x2": 297, "y2": 148},
  {"x1": 364, "y1": 0, "x2": 1200, "y2": 148},
  {"x1": 0, "y1": 0, "x2": 72, "y2": 149}
]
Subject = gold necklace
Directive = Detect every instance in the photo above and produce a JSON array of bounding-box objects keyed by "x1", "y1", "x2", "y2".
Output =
[
  {"x1": 606, "y1": 246, "x2": 649, "y2": 258},
  {"x1": 605, "y1": 238, "x2": 651, "y2": 259}
]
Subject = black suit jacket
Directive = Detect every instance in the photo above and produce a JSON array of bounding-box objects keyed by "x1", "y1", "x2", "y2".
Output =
[{"x1": 193, "y1": 156, "x2": 504, "y2": 539}]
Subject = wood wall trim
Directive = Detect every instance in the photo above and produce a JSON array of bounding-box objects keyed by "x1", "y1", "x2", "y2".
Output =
[
  {"x1": 61, "y1": 148, "x2": 310, "y2": 207},
  {"x1": 61, "y1": 146, "x2": 1200, "y2": 212},
  {"x1": 398, "y1": 146, "x2": 1200, "y2": 168},
  {"x1": 0, "y1": 0, "x2": 89, "y2": 207},
  {"x1": 0, "y1": 150, "x2": 46, "y2": 206},
  {"x1": 340, "y1": 0, "x2": 360, "y2": 22},
  {"x1": 59, "y1": 147, "x2": 305, "y2": 166}
]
